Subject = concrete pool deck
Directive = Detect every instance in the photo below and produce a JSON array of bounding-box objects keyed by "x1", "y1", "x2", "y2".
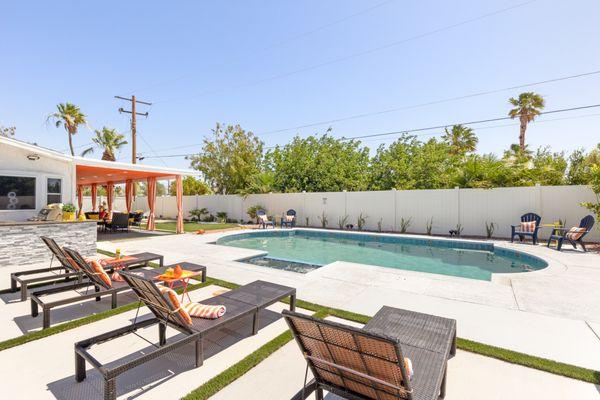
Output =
[{"x1": 95, "y1": 228, "x2": 600, "y2": 371}]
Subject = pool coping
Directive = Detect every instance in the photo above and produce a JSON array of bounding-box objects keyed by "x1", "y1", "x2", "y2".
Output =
[{"x1": 214, "y1": 227, "x2": 561, "y2": 284}]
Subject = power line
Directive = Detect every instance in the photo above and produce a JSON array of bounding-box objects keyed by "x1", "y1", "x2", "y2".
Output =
[
  {"x1": 257, "y1": 69, "x2": 600, "y2": 136},
  {"x1": 136, "y1": 132, "x2": 169, "y2": 166},
  {"x1": 127, "y1": 0, "x2": 395, "y2": 95},
  {"x1": 136, "y1": 104, "x2": 600, "y2": 159},
  {"x1": 154, "y1": 0, "x2": 537, "y2": 104}
]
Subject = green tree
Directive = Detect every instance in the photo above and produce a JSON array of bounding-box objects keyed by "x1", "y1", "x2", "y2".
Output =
[
  {"x1": 442, "y1": 124, "x2": 478, "y2": 155},
  {"x1": 582, "y1": 164, "x2": 600, "y2": 224},
  {"x1": 238, "y1": 171, "x2": 276, "y2": 195},
  {"x1": 88, "y1": 127, "x2": 128, "y2": 161},
  {"x1": 0, "y1": 125, "x2": 16, "y2": 137},
  {"x1": 47, "y1": 103, "x2": 87, "y2": 156},
  {"x1": 453, "y1": 154, "x2": 508, "y2": 188},
  {"x1": 369, "y1": 134, "x2": 455, "y2": 190},
  {"x1": 508, "y1": 92, "x2": 545, "y2": 151},
  {"x1": 137, "y1": 182, "x2": 166, "y2": 196},
  {"x1": 168, "y1": 176, "x2": 213, "y2": 196},
  {"x1": 530, "y1": 147, "x2": 567, "y2": 186},
  {"x1": 188, "y1": 123, "x2": 263, "y2": 194},
  {"x1": 267, "y1": 134, "x2": 370, "y2": 192}
]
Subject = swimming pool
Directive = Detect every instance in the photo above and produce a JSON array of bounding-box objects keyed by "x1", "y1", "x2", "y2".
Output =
[{"x1": 216, "y1": 229, "x2": 548, "y2": 281}]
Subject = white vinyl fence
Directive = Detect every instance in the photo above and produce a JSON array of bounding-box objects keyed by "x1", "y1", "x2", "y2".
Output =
[{"x1": 83, "y1": 185, "x2": 599, "y2": 241}]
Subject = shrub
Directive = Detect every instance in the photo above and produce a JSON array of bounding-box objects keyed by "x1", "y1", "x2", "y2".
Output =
[
  {"x1": 485, "y1": 221, "x2": 496, "y2": 239},
  {"x1": 216, "y1": 212, "x2": 227, "y2": 223},
  {"x1": 426, "y1": 218, "x2": 433, "y2": 235},
  {"x1": 377, "y1": 218, "x2": 383, "y2": 232},
  {"x1": 357, "y1": 213, "x2": 367, "y2": 231},
  {"x1": 189, "y1": 207, "x2": 208, "y2": 222},
  {"x1": 319, "y1": 212, "x2": 328, "y2": 228},
  {"x1": 399, "y1": 217, "x2": 412, "y2": 233},
  {"x1": 62, "y1": 203, "x2": 76, "y2": 213},
  {"x1": 338, "y1": 214, "x2": 349, "y2": 230}
]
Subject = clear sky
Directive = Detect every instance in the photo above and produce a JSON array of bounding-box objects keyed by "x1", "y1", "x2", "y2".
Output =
[{"x1": 1, "y1": 0, "x2": 599, "y2": 169}]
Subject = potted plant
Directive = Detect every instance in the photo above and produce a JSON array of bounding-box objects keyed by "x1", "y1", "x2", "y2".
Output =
[{"x1": 62, "y1": 203, "x2": 76, "y2": 221}]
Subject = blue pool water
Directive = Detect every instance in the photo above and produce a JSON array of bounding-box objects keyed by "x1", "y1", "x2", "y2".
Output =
[{"x1": 216, "y1": 229, "x2": 547, "y2": 281}]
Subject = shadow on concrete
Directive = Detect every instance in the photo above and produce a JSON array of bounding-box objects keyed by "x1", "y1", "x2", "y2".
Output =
[{"x1": 47, "y1": 308, "x2": 282, "y2": 400}]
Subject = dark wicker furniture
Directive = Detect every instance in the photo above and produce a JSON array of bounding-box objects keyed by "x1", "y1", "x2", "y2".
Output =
[
  {"x1": 257, "y1": 209, "x2": 274, "y2": 229},
  {"x1": 510, "y1": 212, "x2": 542, "y2": 244},
  {"x1": 74, "y1": 274, "x2": 295, "y2": 400},
  {"x1": 10, "y1": 236, "x2": 84, "y2": 301},
  {"x1": 105, "y1": 212, "x2": 130, "y2": 233},
  {"x1": 547, "y1": 215, "x2": 595, "y2": 252},
  {"x1": 285, "y1": 306, "x2": 456, "y2": 400},
  {"x1": 30, "y1": 248, "x2": 165, "y2": 329}
]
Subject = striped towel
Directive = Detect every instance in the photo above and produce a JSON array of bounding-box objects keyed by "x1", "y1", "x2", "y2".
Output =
[
  {"x1": 183, "y1": 303, "x2": 226, "y2": 319},
  {"x1": 565, "y1": 227, "x2": 586, "y2": 240}
]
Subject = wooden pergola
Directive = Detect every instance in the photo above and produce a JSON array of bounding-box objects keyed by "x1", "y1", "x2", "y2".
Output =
[{"x1": 74, "y1": 159, "x2": 196, "y2": 234}]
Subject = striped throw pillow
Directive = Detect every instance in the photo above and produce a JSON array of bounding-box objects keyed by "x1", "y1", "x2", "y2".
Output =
[
  {"x1": 285, "y1": 215, "x2": 294, "y2": 222},
  {"x1": 565, "y1": 227, "x2": 586, "y2": 241},
  {"x1": 158, "y1": 286, "x2": 192, "y2": 325},
  {"x1": 404, "y1": 357, "x2": 414, "y2": 381},
  {"x1": 519, "y1": 221, "x2": 536, "y2": 233}
]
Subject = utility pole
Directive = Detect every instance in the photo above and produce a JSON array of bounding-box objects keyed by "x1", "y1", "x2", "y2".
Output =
[{"x1": 115, "y1": 95, "x2": 151, "y2": 164}]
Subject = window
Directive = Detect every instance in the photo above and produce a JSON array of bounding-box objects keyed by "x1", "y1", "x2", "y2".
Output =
[
  {"x1": 0, "y1": 176, "x2": 36, "y2": 210},
  {"x1": 47, "y1": 178, "x2": 62, "y2": 205}
]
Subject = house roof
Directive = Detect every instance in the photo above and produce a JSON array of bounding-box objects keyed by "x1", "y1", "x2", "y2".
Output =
[{"x1": 1, "y1": 135, "x2": 199, "y2": 184}]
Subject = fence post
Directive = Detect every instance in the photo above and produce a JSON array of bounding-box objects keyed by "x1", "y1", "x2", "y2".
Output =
[
  {"x1": 455, "y1": 186, "x2": 461, "y2": 230},
  {"x1": 392, "y1": 189, "x2": 397, "y2": 232}
]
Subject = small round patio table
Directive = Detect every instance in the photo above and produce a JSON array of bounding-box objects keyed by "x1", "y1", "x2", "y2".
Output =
[{"x1": 155, "y1": 270, "x2": 202, "y2": 302}]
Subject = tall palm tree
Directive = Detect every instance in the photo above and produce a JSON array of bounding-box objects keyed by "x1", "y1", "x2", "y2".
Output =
[
  {"x1": 441, "y1": 124, "x2": 478, "y2": 155},
  {"x1": 47, "y1": 103, "x2": 87, "y2": 156},
  {"x1": 508, "y1": 92, "x2": 545, "y2": 151},
  {"x1": 91, "y1": 127, "x2": 128, "y2": 161}
]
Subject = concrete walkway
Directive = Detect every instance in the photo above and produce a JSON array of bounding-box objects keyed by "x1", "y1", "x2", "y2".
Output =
[{"x1": 96, "y1": 229, "x2": 600, "y2": 370}]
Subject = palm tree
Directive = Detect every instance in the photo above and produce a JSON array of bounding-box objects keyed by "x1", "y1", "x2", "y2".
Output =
[
  {"x1": 91, "y1": 127, "x2": 128, "y2": 161},
  {"x1": 442, "y1": 124, "x2": 478, "y2": 155},
  {"x1": 508, "y1": 92, "x2": 545, "y2": 151},
  {"x1": 47, "y1": 103, "x2": 87, "y2": 156}
]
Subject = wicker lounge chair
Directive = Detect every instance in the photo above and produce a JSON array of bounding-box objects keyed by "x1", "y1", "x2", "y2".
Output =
[
  {"x1": 257, "y1": 209, "x2": 274, "y2": 229},
  {"x1": 284, "y1": 306, "x2": 456, "y2": 400},
  {"x1": 281, "y1": 209, "x2": 297, "y2": 228},
  {"x1": 30, "y1": 247, "x2": 165, "y2": 329},
  {"x1": 510, "y1": 212, "x2": 542, "y2": 244},
  {"x1": 547, "y1": 215, "x2": 595, "y2": 252},
  {"x1": 74, "y1": 272, "x2": 295, "y2": 400},
  {"x1": 10, "y1": 236, "x2": 86, "y2": 301}
]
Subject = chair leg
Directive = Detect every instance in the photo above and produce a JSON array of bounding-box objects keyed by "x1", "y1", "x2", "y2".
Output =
[
  {"x1": 315, "y1": 386, "x2": 324, "y2": 400},
  {"x1": 290, "y1": 294, "x2": 296, "y2": 312},
  {"x1": 104, "y1": 378, "x2": 117, "y2": 400},
  {"x1": 43, "y1": 308, "x2": 51, "y2": 329},
  {"x1": 111, "y1": 292, "x2": 117, "y2": 309},
  {"x1": 195, "y1": 339, "x2": 204, "y2": 367},
  {"x1": 580, "y1": 241, "x2": 587, "y2": 252},
  {"x1": 252, "y1": 311, "x2": 259, "y2": 335},
  {"x1": 31, "y1": 299, "x2": 39, "y2": 317},
  {"x1": 75, "y1": 352, "x2": 87, "y2": 382},
  {"x1": 159, "y1": 323, "x2": 166, "y2": 346},
  {"x1": 95, "y1": 286, "x2": 101, "y2": 302},
  {"x1": 20, "y1": 284, "x2": 28, "y2": 302},
  {"x1": 557, "y1": 238, "x2": 564, "y2": 251}
]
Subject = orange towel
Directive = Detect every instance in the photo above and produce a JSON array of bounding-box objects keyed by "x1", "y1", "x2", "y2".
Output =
[{"x1": 183, "y1": 303, "x2": 226, "y2": 319}]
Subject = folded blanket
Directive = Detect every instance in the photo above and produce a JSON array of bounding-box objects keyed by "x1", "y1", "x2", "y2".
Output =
[{"x1": 183, "y1": 303, "x2": 226, "y2": 319}]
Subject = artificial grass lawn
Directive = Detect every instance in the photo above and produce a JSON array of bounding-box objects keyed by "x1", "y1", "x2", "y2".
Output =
[
  {"x1": 1, "y1": 251, "x2": 598, "y2": 394},
  {"x1": 143, "y1": 221, "x2": 239, "y2": 232}
]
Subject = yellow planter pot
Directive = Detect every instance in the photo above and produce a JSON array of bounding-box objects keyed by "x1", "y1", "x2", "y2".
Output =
[{"x1": 62, "y1": 212, "x2": 75, "y2": 221}]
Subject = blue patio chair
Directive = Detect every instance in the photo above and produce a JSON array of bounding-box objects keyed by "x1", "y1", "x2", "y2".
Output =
[
  {"x1": 510, "y1": 212, "x2": 542, "y2": 245},
  {"x1": 547, "y1": 215, "x2": 595, "y2": 252},
  {"x1": 281, "y1": 209, "x2": 296, "y2": 228},
  {"x1": 257, "y1": 209, "x2": 274, "y2": 229}
]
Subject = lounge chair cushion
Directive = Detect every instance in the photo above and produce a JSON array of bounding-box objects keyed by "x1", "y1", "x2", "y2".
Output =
[
  {"x1": 158, "y1": 286, "x2": 193, "y2": 325},
  {"x1": 285, "y1": 215, "x2": 294, "y2": 222},
  {"x1": 259, "y1": 215, "x2": 269, "y2": 223},
  {"x1": 91, "y1": 260, "x2": 112, "y2": 287},
  {"x1": 519, "y1": 221, "x2": 536, "y2": 232},
  {"x1": 183, "y1": 303, "x2": 226, "y2": 319},
  {"x1": 404, "y1": 357, "x2": 413, "y2": 381},
  {"x1": 565, "y1": 227, "x2": 586, "y2": 241},
  {"x1": 88, "y1": 214, "x2": 99, "y2": 220}
]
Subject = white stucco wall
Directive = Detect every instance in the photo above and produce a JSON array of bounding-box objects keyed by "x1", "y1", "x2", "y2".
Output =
[{"x1": 0, "y1": 143, "x2": 75, "y2": 221}]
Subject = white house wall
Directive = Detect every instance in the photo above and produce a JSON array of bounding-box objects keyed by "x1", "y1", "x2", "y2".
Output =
[{"x1": 0, "y1": 144, "x2": 74, "y2": 221}]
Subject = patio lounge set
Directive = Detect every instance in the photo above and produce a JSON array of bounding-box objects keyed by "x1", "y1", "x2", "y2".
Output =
[{"x1": 6, "y1": 234, "x2": 458, "y2": 400}]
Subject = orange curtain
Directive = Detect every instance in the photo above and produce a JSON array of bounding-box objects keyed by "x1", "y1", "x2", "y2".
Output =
[
  {"x1": 106, "y1": 182, "x2": 114, "y2": 217},
  {"x1": 176, "y1": 175, "x2": 184, "y2": 234},
  {"x1": 146, "y1": 177, "x2": 156, "y2": 231},
  {"x1": 76, "y1": 185, "x2": 83, "y2": 218},
  {"x1": 91, "y1": 183, "x2": 98, "y2": 211},
  {"x1": 125, "y1": 180, "x2": 134, "y2": 213}
]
